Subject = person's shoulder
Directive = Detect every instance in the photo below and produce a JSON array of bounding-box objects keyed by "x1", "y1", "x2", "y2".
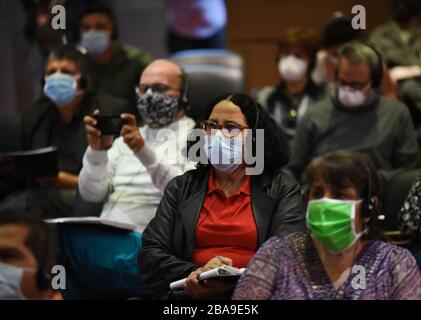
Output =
[
  {"x1": 265, "y1": 232, "x2": 308, "y2": 246},
  {"x1": 121, "y1": 44, "x2": 153, "y2": 67},
  {"x1": 372, "y1": 240, "x2": 421, "y2": 277},
  {"x1": 256, "y1": 85, "x2": 277, "y2": 106},
  {"x1": 271, "y1": 169, "x2": 300, "y2": 188},
  {"x1": 303, "y1": 95, "x2": 334, "y2": 119},
  {"x1": 177, "y1": 166, "x2": 208, "y2": 181},
  {"x1": 370, "y1": 240, "x2": 417, "y2": 264},
  {"x1": 379, "y1": 95, "x2": 406, "y2": 107},
  {"x1": 378, "y1": 96, "x2": 411, "y2": 116},
  {"x1": 166, "y1": 166, "x2": 208, "y2": 191},
  {"x1": 261, "y1": 232, "x2": 310, "y2": 258},
  {"x1": 179, "y1": 116, "x2": 196, "y2": 130},
  {"x1": 308, "y1": 80, "x2": 327, "y2": 99},
  {"x1": 28, "y1": 94, "x2": 53, "y2": 113},
  {"x1": 411, "y1": 25, "x2": 421, "y2": 39},
  {"x1": 24, "y1": 95, "x2": 55, "y2": 124},
  {"x1": 256, "y1": 235, "x2": 284, "y2": 255},
  {"x1": 369, "y1": 20, "x2": 396, "y2": 38},
  {"x1": 309, "y1": 95, "x2": 334, "y2": 111}
]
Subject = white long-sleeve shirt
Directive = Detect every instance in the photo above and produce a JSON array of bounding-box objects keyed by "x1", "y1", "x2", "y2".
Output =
[{"x1": 78, "y1": 116, "x2": 196, "y2": 232}]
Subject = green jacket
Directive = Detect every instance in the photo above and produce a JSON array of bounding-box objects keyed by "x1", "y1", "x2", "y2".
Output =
[{"x1": 369, "y1": 20, "x2": 421, "y2": 67}]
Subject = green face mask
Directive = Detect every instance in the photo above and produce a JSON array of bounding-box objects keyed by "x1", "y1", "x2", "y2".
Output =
[{"x1": 306, "y1": 198, "x2": 364, "y2": 254}]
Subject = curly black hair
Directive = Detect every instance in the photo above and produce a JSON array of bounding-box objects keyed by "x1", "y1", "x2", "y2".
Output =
[{"x1": 186, "y1": 93, "x2": 290, "y2": 172}]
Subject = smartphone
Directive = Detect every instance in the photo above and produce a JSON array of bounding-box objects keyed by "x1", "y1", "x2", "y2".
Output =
[{"x1": 94, "y1": 115, "x2": 129, "y2": 135}]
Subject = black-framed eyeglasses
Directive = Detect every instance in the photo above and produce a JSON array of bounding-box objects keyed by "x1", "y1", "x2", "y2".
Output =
[
  {"x1": 201, "y1": 120, "x2": 248, "y2": 138},
  {"x1": 136, "y1": 83, "x2": 180, "y2": 95}
]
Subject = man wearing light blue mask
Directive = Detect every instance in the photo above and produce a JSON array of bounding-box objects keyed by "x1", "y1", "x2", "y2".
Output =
[
  {"x1": 78, "y1": 5, "x2": 153, "y2": 115},
  {"x1": 43, "y1": 72, "x2": 81, "y2": 108},
  {"x1": 0, "y1": 45, "x2": 129, "y2": 219}
]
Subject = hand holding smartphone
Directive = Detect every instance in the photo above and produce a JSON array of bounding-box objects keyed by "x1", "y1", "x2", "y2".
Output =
[{"x1": 93, "y1": 115, "x2": 129, "y2": 136}]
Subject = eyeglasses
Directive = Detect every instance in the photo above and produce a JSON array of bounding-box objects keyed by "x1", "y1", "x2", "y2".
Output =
[
  {"x1": 136, "y1": 83, "x2": 180, "y2": 95},
  {"x1": 201, "y1": 120, "x2": 248, "y2": 138},
  {"x1": 338, "y1": 78, "x2": 371, "y2": 91}
]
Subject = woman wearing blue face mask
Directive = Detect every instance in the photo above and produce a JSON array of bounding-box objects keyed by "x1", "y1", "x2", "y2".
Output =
[
  {"x1": 233, "y1": 150, "x2": 421, "y2": 300},
  {"x1": 139, "y1": 93, "x2": 305, "y2": 299}
]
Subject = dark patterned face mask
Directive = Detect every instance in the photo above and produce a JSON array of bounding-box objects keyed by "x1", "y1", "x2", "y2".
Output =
[{"x1": 136, "y1": 93, "x2": 181, "y2": 128}]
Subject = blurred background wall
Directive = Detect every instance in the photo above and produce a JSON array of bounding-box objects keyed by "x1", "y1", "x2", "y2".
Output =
[
  {"x1": 0, "y1": 0, "x2": 391, "y2": 112},
  {"x1": 225, "y1": 0, "x2": 391, "y2": 92}
]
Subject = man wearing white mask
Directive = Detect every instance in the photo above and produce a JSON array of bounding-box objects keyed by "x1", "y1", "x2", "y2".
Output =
[
  {"x1": 0, "y1": 210, "x2": 60, "y2": 300},
  {"x1": 289, "y1": 41, "x2": 419, "y2": 186},
  {"x1": 257, "y1": 28, "x2": 326, "y2": 140},
  {"x1": 79, "y1": 5, "x2": 153, "y2": 115},
  {"x1": 312, "y1": 12, "x2": 396, "y2": 99}
]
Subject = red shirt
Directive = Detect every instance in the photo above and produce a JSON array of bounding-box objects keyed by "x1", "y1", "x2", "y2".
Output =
[{"x1": 193, "y1": 172, "x2": 258, "y2": 268}]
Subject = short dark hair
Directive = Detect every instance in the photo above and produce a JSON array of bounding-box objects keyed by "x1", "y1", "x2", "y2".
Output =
[
  {"x1": 186, "y1": 93, "x2": 290, "y2": 172},
  {"x1": 392, "y1": 0, "x2": 421, "y2": 23},
  {"x1": 47, "y1": 44, "x2": 89, "y2": 75},
  {"x1": 0, "y1": 210, "x2": 57, "y2": 268},
  {"x1": 338, "y1": 41, "x2": 383, "y2": 87},
  {"x1": 305, "y1": 150, "x2": 382, "y2": 238},
  {"x1": 277, "y1": 28, "x2": 320, "y2": 74},
  {"x1": 322, "y1": 12, "x2": 362, "y2": 48},
  {"x1": 339, "y1": 41, "x2": 380, "y2": 66},
  {"x1": 80, "y1": 4, "x2": 118, "y2": 39}
]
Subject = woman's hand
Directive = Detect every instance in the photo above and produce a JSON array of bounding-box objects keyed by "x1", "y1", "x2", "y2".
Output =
[
  {"x1": 184, "y1": 267, "x2": 236, "y2": 299},
  {"x1": 203, "y1": 256, "x2": 233, "y2": 271},
  {"x1": 184, "y1": 256, "x2": 235, "y2": 299}
]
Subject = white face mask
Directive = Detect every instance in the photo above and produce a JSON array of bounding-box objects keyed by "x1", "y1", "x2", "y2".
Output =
[
  {"x1": 0, "y1": 262, "x2": 35, "y2": 300},
  {"x1": 338, "y1": 86, "x2": 367, "y2": 108},
  {"x1": 278, "y1": 55, "x2": 308, "y2": 82}
]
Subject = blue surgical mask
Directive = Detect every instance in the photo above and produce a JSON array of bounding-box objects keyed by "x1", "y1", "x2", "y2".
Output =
[
  {"x1": 204, "y1": 131, "x2": 243, "y2": 173},
  {"x1": 0, "y1": 262, "x2": 35, "y2": 300},
  {"x1": 80, "y1": 30, "x2": 110, "y2": 55},
  {"x1": 43, "y1": 73, "x2": 79, "y2": 107}
]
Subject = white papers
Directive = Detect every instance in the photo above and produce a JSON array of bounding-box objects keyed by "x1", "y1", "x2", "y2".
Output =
[
  {"x1": 45, "y1": 216, "x2": 137, "y2": 231},
  {"x1": 170, "y1": 265, "x2": 246, "y2": 290}
]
